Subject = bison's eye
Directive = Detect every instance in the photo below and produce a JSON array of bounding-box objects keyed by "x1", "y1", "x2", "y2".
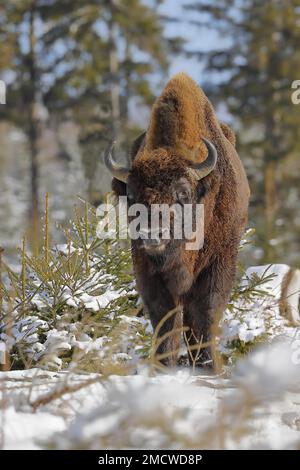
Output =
[{"x1": 176, "y1": 190, "x2": 190, "y2": 203}]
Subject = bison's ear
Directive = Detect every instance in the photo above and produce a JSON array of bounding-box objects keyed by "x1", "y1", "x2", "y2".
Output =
[
  {"x1": 220, "y1": 122, "x2": 236, "y2": 147},
  {"x1": 112, "y1": 177, "x2": 127, "y2": 197},
  {"x1": 110, "y1": 132, "x2": 146, "y2": 196},
  {"x1": 130, "y1": 131, "x2": 146, "y2": 161}
]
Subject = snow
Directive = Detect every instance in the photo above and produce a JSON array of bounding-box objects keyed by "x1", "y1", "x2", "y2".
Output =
[
  {"x1": 283, "y1": 268, "x2": 300, "y2": 326},
  {"x1": 5, "y1": 262, "x2": 298, "y2": 371},
  {"x1": 1, "y1": 263, "x2": 300, "y2": 449},
  {"x1": 79, "y1": 290, "x2": 122, "y2": 311},
  {"x1": 219, "y1": 264, "x2": 299, "y2": 358},
  {"x1": 1, "y1": 339, "x2": 300, "y2": 449},
  {"x1": 3, "y1": 407, "x2": 65, "y2": 450},
  {"x1": 244, "y1": 264, "x2": 290, "y2": 298},
  {"x1": 28, "y1": 270, "x2": 131, "y2": 313},
  {"x1": 0, "y1": 243, "x2": 139, "y2": 369}
]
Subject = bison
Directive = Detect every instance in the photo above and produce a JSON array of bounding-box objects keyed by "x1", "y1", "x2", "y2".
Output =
[{"x1": 104, "y1": 73, "x2": 250, "y2": 367}]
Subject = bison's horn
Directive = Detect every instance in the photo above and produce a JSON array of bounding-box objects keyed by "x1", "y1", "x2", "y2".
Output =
[
  {"x1": 188, "y1": 138, "x2": 218, "y2": 181},
  {"x1": 104, "y1": 141, "x2": 130, "y2": 183}
]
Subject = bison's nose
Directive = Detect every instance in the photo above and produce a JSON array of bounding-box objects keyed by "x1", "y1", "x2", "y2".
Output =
[
  {"x1": 139, "y1": 227, "x2": 169, "y2": 252},
  {"x1": 142, "y1": 238, "x2": 167, "y2": 253}
]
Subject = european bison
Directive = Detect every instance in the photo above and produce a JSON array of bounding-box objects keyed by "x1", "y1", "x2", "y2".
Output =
[{"x1": 105, "y1": 73, "x2": 250, "y2": 367}]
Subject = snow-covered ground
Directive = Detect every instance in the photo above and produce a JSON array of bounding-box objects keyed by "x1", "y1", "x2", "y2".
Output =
[
  {"x1": 1, "y1": 263, "x2": 300, "y2": 449},
  {"x1": 1, "y1": 339, "x2": 300, "y2": 450}
]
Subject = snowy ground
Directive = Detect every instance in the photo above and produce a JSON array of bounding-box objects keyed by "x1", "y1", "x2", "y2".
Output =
[
  {"x1": 1, "y1": 263, "x2": 300, "y2": 449},
  {"x1": 1, "y1": 339, "x2": 300, "y2": 450}
]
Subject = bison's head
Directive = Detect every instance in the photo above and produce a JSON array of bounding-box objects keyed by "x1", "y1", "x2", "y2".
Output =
[{"x1": 104, "y1": 138, "x2": 217, "y2": 256}]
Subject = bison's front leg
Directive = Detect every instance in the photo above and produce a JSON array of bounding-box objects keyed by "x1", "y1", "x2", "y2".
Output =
[
  {"x1": 136, "y1": 270, "x2": 181, "y2": 366},
  {"x1": 183, "y1": 253, "x2": 237, "y2": 368}
]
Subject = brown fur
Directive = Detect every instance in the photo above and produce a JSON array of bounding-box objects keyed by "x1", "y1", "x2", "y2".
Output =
[{"x1": 111, "y1": 73, "x2": 250, "y2": 367}]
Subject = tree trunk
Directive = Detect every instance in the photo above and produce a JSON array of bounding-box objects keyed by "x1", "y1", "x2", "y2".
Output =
[
  {"x1": 123, "y1": 37, "x2": 132, "y2": 154},
  {"x1": 28, "y1": 114, "x2": 39, "y2": 253},
  {"x1": 123, "y1": 38, "x2": 131, "y2": 123},
  {"x1": 28, "y1": 4, "x2": 40, "y2": 253},
  {"x1": 264, "y1": 159, "x2": 277, "y2": 261},
  {"x1": 108, "y1": 2, "x2": 121, "y2": 141}
]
